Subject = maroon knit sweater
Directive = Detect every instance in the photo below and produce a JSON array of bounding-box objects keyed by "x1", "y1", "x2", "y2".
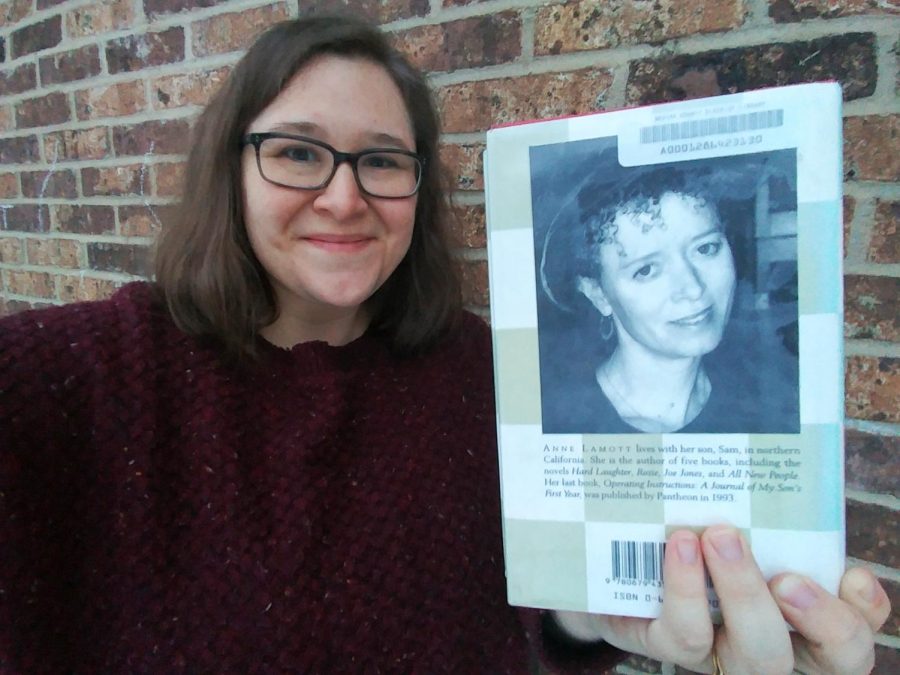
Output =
[{"x1": 0, "y1": 283, "x2": 622, "y2": 673}]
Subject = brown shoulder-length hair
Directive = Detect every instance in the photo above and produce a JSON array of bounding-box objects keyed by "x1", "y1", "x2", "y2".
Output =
[{"x1": 154, "y1": 15, "x2": 461, "y2": 361}]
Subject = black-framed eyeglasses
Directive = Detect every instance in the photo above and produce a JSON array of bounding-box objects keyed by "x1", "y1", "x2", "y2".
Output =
[{"x1": 241, "y1": 132, "x2": 425, "y2": 199}]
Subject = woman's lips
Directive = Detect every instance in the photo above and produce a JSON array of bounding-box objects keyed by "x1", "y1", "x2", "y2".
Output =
[
  {"x1": 303, "y1": 234, "x2": 374, "y2": 252},
  {"x1": 670, "y1": 307, "x2": 712, "y2": 326}
]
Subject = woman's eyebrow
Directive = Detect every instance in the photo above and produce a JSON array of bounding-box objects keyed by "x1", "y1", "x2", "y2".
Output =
[{"x1": 262, "y1": 123, "x2": 411, "y2": 150}]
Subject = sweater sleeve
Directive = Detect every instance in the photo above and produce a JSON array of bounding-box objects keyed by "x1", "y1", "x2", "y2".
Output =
[{"x1": 454, "y1": 313, "x2": 628, "y2": 673}]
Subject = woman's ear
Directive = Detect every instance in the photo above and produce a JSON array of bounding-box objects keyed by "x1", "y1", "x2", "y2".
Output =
[{"x1": 576, "y1": 276, "x2": 612, "y2": 316}]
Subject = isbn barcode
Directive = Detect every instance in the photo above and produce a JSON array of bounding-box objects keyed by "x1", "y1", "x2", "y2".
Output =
[
  {"x1": 639, "y1": 109, "x2": 784, "y2": 144},
  {"x1": 611, "y1": 540, "x2": 665, "y2": 582}
]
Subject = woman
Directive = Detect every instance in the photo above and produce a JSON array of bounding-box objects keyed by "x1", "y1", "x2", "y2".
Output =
[
  {"x1": 541, "y1": 162, "x2": 797, "y2": 434},
  {"x1": 0, "y1": 16, "x2": 887, "y2": 674}
]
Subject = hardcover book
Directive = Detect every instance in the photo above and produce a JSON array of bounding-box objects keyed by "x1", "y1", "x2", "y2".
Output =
[{"x1": 484, "y1": 82, "x2": 844, "y2": 618}]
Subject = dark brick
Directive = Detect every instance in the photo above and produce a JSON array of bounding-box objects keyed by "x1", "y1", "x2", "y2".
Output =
[
  {"x1": 87, "y1": 242, "x2": 151, "y2": 276},
  {"x1": 845, "y1": 115, "x2": 900, "y2": 183},
  {"x1": 0, "y1": 63, "x2": 37, "y2": 96},
  {"x1": 298, "y1": 0, "x2": 428, "y2": 23},
  {"x1": 846, "y1": 500, "x2": 898, "y2": 567},
  {"x1": 10, "y1": 15, "x2": 62, "y2": 59},
  {"x1": 20, "y1": 169, "x2": 77, "y2": 198},
  {"x1": 53, "y1": 205, "x2": 115, "y2": 235},
  {"x1": 458, "y1": 259, "x2": 488, "y2": 306},
  {"x1": 112, "y1": 118, "x2": 191, "y2": 157},
  {"x1": 844, "y1": 275, "x2": 899, "y2": 342},
  {"x1": 627, "y1": 33, "x2": 877, "y2": 105},
  {"x1": 106, "y1": 27, "x2": 184, "y2": 74},
  {"x1": 770, "y1": 0, "x2": 899, "y2": 22},
  {"x1": 143, "y1": 0, "x2": 219, "y2": 19},
  {"x1": 0, "y1": 204, "x2": 50, "y2": 233},
  {"x1": 15, "y1": 92, "x2": 70, "y2": 129},
  {"x1": 845, "y1": 356, "x2": 900, "y2": 424},
  {"x1": 394, "y1": 12, "x2": 521, "y2": 73},
  {"x1": 0, "y1": 135, "x2": 40, "y2": 164},
  {"x1": 880, "y1": 577, "x2": 899, "y2": 639},
  {"x1": 39, "y1": 44, "x2": 101, "y2": 85},
  {"x1": 36, "y1": 0, "x2": 68, "y2": 8},
  {"x1": 869, "y1": 199, "x2": 899, "y2": 264},
  {"x1": 845, "y1": 429, "x2": 900, "y2": 495},
  {"x1": 450, "y1": 203, "x2": 486, "y2": 248}
]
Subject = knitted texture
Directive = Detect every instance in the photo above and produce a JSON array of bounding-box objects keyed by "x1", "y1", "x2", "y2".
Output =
[{"x1": 0, "y1": 283, "x2": 621, "y2": 673}]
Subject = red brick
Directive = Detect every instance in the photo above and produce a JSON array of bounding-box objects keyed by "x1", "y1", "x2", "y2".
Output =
[
  {"x1": 0, "y1": 0, "x2": 33, "y2": 28},
  {"x1": 15, "y1": 92, "x2": 70, "y2": 129},
  {"x1": 394, "y1": 12, "x2": 521, "y2": 73},
  {"x1": 0, "y1": 297, "x2": 56, "y2": 316},
  {"x1": 36, "y1": 0, "x2": 67, "y2": 9},
  {"x1": 3, "y1": 269, "x2": 54, "y2": 298},
  {"x1": 0, "y1": 62, "x2": 37, "y2": 96},
  {"x1": 845, "y1": 356, "x2": 900, "y2": 423},
  {"x1": 627, "y1": 34, "x2": 877, "y2": 105},
  {"x1": 112, "y1": 119, "x2": 191, "y2": 157},
  {"x1": 151, "y1": 67, "x2": 230, "y2": 110},
  {"x1": 154, "y1": 161, "x2": 184, "y2": 197},
  {"x1": 770, "y1": 0, "x2": 900, "y2": 22},
  {"x1": 118, "y1": 204, "x2": 173, "y2": 237},
  {"x1": 438, "y1": 69, "x2": 614, "y2": 134},
  {"x1": 449, "y1": 203, "x2": 486, "y2": 248},
  {"x1": 869, "y1": 199, "x2": 899, "y2": 264},
  {"x1": 845, "y1": 429, "x2": 900, "y2": 496},
  {"x1": 81, "y1": 164, "x2": 143, "y2": 197},
  {"x1": 298, "y1": 0, "x2": 428, "y2": 23},
  {"x1": 0, "y1": 236, "x2": 23, "y2": 264},
  {"x1": 191, "y1": 4, "x2": 290, "y2": 57},
  {"x1": 844, "y1": 115, "x2": 900, "y2": 182},
  {"x1": 26, "y1": 237, "x2": 82, "y2": 268},
  {"x1": 143, "y1": 0, "x2": 218, "y2": 18},
  {"x1": 39, "y1": 44, "x2": 102, "y2": 85},
  {"x1": 0, "y1": 106, "x2": 12, "y2": 133},
  {"x1": 105, "y1": 27, "x2": 184, "y2": 74},
  {"x1": 75, "y1": 80, "x2": 146, "y2": 120},
  {"x1": 0, "y1": 135, "x2": 40, "y2": 164},
  {"x1": 87, "y1": 242, "x2": 151, "y2": 276},
  {"x1": 440, "y1": 142, "x2": 484, "y2": 191},
  {"x1": 846, "y1": 500, "x2": 898, "y2": 567},
  {"x1": 0, "y1": 172, "x2": 18, "y2": 198},
  {"x1": 874, "y1": 644, "x2": 900, "y2": 673},
  {"x1": 620, "y1": 654, "x2": 663, "y2": 674},
  {"x1": 10, "y1": 14, "x2": 61, "y2": 58},
  {"x1": 20, "y1": 168, "x2": 77, "y2": 198},
  {"x1": 57, "y1": 274, "x2": 120, "y2": 303},
  {"x1": 844, "y1": 275, "x2": 899, "y2": 343},
  {"x1": 842, "y1": 195, "x2": 856, "y2": 258},
  {"x1": 879, "y1": 578, "x2": 900, "y2": 639},
  {"x1": 66, "y1": 0, "x2": 133, "y2": 38},
  {"x1": 53, "y1": 204, "x2": 115, "y2": 235},
  {"x1": 0, "y1": 204, "x2": 49, "y2": 233},
  {"x1": 458, "y1": 259, "x2": 488, "y2": 306},
  {"x1": 535, "y1": 0, "x2": 744, "y2": 55},
  {"x1": 43, "y1": 126, "x2": 109, "y2": 161}
]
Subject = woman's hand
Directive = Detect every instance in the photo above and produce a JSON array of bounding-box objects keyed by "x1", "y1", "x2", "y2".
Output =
[{"x1": 553, "y1": 525, "x2": 891, "y2": 674}]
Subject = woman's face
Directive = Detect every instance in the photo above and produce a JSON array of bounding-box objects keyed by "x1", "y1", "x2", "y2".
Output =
[
  {"x1": 241, "y1": 55, "x2": 417, "y2": 321},
  {"x1": 580, "y1": 191, "x2": 736, "y2": 360}
]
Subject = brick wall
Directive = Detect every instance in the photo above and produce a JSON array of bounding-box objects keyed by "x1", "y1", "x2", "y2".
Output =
[{"x1": 1, "y1": 0, "x2": 897, "y2": 671}]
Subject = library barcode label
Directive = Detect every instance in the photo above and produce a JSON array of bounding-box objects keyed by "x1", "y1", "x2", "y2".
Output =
[{"x1": 639, "y1": 109, "x2": 784, "y2": 144}]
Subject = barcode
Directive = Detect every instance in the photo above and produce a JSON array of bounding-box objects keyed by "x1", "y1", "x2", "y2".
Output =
[
  {"x1": 610, "y1": 540, "x2": 715, "y2": 588},
  {"x1": 639, "y1": 109, "x2": 784, "y2": 144},
  {"x1": 611, "y1": 540, "x2": 665, "y2": 582}
]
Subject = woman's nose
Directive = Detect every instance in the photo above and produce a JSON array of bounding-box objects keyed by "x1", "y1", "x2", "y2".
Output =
[
  {"x1": 313, "y1": 162, "x2": 368, "y2": 220},
  {"x1": 673, "y1": 259, "x2": 705, "y2": 301}
]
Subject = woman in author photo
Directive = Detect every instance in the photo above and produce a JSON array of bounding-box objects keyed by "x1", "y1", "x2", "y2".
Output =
[
  {"x1": 0, "y1": 14, "x2": 888, "y2": 675},
  {"x1": 536, "y1": 146, "x2": 801, "y2": 434}
]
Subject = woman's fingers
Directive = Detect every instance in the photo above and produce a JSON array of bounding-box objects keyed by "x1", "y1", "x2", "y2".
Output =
[
  {"x1": 700, "y1": 525, "x2": 794, "y2": 675},
  {"x1": 767, "y1": 568, "x2": 889, "y2": 674}
]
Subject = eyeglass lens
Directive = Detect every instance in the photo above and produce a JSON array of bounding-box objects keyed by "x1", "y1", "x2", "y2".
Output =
[{"x1": 256, "y1": 137, "x2": 421, "y2": 197}]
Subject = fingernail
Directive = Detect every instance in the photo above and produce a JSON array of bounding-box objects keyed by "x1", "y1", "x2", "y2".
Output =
[
  {"x1": 676, "y1": 538, "x2": 698, "y2": 565},
  {"x1": 709, "y1": 529, "x2": 743, "y2": 561},
  {"x1": 776, "y1": 574, "x2": 818, "y2": 610}
]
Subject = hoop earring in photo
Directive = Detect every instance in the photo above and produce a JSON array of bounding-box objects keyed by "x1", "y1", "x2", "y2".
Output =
[{"x1": 600, "y1": 314, "x2": 615, "y2": 341}]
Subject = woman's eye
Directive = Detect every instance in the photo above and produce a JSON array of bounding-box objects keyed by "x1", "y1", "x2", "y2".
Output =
[
  {"x1": 697, "y1": 241, "x2": 722, "y2": 256},
  {"x1": 632, "y1": 264, "x2": 656, "y2": 280},
  {"x1": 363, "y1": 154, "x2": 398, "y2": 169},
  {"x1": 282, "y1": 146, "x2": 319, "y2": 163}
]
